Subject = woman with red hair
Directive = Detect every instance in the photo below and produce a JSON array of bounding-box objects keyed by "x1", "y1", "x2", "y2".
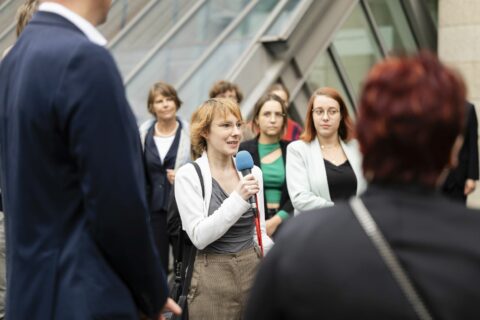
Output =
[
  {"x1": 286, "y1": 87, "x2": 366, "y2": 214},
  {"x1": 245, "y1": 52, "x2": 480, "y2": 320}
]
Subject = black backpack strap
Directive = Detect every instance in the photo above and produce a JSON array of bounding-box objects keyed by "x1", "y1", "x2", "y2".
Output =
[{"x1": 172, "y1": 162, "x2": 204, "y2": 320}]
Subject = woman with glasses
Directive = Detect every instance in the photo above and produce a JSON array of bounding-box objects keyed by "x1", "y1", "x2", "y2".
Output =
[
  {"x1": 286, "y1": 87, "x2": 366, "y2": 214},
  {"x1": 175, "y1": 98, "x2": 273, "y2": 319},
  {"x1": 239, "y1": 94, "x2": 293, "y2": 237}
]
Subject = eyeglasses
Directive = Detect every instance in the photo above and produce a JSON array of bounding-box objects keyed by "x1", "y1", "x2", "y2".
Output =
[
  {"x1": 312, "y1": 108, "x2": 340, "y2": 117},
  {"x1": 260, "y1": 111, "x2": 286, "y2": 119}
]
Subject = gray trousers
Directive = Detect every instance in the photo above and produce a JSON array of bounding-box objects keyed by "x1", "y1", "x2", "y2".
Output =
[{"x1": 188, "y1": 246, "x2": 261, "y2": 320}]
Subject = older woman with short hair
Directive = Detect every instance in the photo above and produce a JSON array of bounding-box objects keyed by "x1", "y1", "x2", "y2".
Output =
[{"x1": 286, "y1": 87, "x2": 366, "y2": 214}]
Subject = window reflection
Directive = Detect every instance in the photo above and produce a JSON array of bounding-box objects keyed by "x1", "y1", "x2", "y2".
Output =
[
  {"x1": 332, "y1": 3, "x2": 382, "y2": 97},
  {"x1": 367, "y1": 0, "x2": 417, "y2": 54}
]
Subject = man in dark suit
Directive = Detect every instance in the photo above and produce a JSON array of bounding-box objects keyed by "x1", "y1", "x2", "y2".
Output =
[
  {"x1": 245, "y1": 53, "x2": 480, "y2": 319},
  {"x1": 0, "y1": 0, "x2": 180, "y2": 319},
  {"x1": 442, "y1": 102, "x2": 479, "y2": 203}
]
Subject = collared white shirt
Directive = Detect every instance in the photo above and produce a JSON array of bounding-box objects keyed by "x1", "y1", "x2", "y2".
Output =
[{"x1": 38, "y1": 2, "x2": 107, "y2": 46}]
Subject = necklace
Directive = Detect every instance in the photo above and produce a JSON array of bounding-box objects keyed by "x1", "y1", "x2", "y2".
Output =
[
  {"x1": 321, "y1": 143, "x2": 340, "y2": 149},
  {"x1": 155, "y1": 121, "x2": 178, "y2": 137}
]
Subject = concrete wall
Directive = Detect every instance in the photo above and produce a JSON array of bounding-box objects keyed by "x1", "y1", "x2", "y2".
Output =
[{"x1": 438, "y1": 0, "x2": 480, "y2": 208}]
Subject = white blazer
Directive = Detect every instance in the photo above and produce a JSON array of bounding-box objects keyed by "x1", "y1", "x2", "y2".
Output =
[
  {"x1": 174, "y1": 152, "x2": 274, "y2": 253},
  {"x1": 286, "y1": 138, "x2": 367, "y2": 215}
]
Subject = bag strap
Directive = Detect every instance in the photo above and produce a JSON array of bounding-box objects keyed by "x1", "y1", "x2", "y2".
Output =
[
  {"x1": 349, "y1": 197, "x2": 433, "y2": 320},
  {"x1": 178, "y1": 162, "x2": 203, "y2": 292}
]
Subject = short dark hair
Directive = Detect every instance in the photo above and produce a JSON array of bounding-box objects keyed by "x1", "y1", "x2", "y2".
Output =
[
  {"x1": 208, "y1": 80, "x2": 243, "y2": 103},
  {"x1": 267, "y1": 82, "x2": 290, "y2": 103},
  {"x1": 147, "y1": 81, "x2": 182, "y2": 116},
  {"x1": 357, "y1": 51, "x2": 466, "y2": 187},
  {"x1": 301, "y1": 87, "x2": 354, "y2": 142}
]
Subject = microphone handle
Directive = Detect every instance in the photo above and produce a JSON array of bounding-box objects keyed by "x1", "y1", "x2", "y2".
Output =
[{"x1": 240, "y1": 169, "x2": 257, "y2": 208}]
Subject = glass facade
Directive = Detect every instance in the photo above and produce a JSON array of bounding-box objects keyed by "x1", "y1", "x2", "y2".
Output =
[
  {"x1": 367, "y1": 0, "x2": 417, "y2": 54},
  {"x1": 0, "y1": 0, "x2": 432, "y2": 122},
  {"x1": 331, "y1": 3, "x2": 382, "y2": 98}
]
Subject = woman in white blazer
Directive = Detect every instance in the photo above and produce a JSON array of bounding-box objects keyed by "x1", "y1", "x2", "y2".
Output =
[
  {"x1": 286, "y1": 87, "x2": 366, "y2": 214},
  {"x1": 175, "y1": 98, "x2": 273, "y2": 319}
]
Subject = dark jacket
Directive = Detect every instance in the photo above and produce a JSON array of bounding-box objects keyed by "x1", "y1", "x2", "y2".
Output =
[
  {"x1": 239, "y1": 138, "x2": 293, "y2": 219},
  {"x1": 442, "y1": 102, "x2": 479, "y2": 202},
  {"x1": 0, "y1": 12, "x2": 167, "y2": 319},
  {"x1": 245, "y1": 184, "x2": 480, "y2": 319},
  {"x1": 144, "y1": 120, "x2": 182, "y2": 213}
]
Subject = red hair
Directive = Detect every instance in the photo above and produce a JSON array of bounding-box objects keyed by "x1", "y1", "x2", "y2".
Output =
[
  {"x1": 301, "y1": 87, "x2": 354, "y2": 142},
  {"x1": 356, "y1": 51, "x2": 466, "y2": 187}
]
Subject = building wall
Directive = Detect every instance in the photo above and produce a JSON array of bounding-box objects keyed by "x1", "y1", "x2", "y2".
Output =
[{"x1": 438, "y1": 0, "x2": 480, "y2": 208}]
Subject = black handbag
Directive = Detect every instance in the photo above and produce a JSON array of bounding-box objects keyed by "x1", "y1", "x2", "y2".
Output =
[{"x1": 169, "y1": 162, "x2": 204, "y2": 320}]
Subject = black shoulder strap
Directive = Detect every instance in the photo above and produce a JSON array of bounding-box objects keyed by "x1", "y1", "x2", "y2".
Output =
[
  {"x1": 190, "y1": 162, "x2": 205, "y2": 198},
  {"x1": 174, "y1": 162, "x2": 203, "y2": 312}
]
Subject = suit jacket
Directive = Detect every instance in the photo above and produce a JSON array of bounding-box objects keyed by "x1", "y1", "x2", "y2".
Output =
[
  {"x1": 245, "y1": 184, "x2": 480, "y2": 319},
  {"x1": 443, "y1": 102, "x2": 479, "y2": 201},
  {"x1": 0, "y1": 12, "x2": 167, "y2": 319},
  {"x1": 286, "y1": 138, "x2": 367, "y2": 214},
  {"x1": 239, "y1": 138, "x2": 293, "y2": 219}
]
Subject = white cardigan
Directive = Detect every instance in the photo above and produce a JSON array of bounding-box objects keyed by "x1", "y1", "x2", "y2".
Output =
[
  {"x1": 174, "y1": 152, "x2": 274, "y2": 253},
  {"x1": 286, "y1": 138, "x2": 367, "y2": 215}
]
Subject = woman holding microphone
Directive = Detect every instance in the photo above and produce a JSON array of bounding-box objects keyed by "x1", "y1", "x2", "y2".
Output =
[{"x1": 174, "y1": 98, "x2": 273, "y2": 319}]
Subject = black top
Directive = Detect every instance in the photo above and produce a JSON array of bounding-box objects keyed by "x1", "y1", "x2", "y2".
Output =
[
  {"x1": 442, "y1": 102, "x2": 479, "y2": 202},
  {"x1": 144, "y1": 119, "x2": 182, "y2": 213},
  {"x1": 324, "y1": 159, "x2": 357, "y2": 202},
  {"x1": 245, "y1": 184, "x2": 480, "y2": 320}
]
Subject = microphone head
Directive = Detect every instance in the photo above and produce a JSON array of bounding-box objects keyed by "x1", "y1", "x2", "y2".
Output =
[{"x1": 235, "y1": 150, "x2": 254, "y2": 171}]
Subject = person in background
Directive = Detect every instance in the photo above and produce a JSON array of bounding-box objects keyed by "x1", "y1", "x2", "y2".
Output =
[
  {"x1": 2, "y1": 0, "x2": 39, "y2": 58},
  {"x1": 267, "y1": 83, "x2": 303, "y2": 141},
  {"x1": 286, "y1": 87, "x2": 366, "y2": 214},
  {"x1": 245, "y1": 51, "x2": 480, "y2": 320},
  {"x1": 0, "y1": 0, "x2": 179, "y2": 318},
  {"x1": 139, "y1": 81, "x2": 190, "y2": 274},
  {"x1": 239, "y1": 94, "x2": 293, "y2": 238},
  {"x1": 442, "y1": 101, "x2": 479, "y2": 203},
  {"x1": 209, "y1": 80, "x2": 243, "y2": 104},
  {"x1": 175, "y1": 98, "x2": 273, "y2": 319}
]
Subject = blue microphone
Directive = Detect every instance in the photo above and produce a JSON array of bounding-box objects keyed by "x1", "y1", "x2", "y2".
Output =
[{"x1": 235, "y1": 150, "x2": 257, "y2": 209}]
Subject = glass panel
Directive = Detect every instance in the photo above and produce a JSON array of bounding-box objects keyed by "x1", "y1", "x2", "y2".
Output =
[
  {"x1": 367, "y1": 0, "x2": 417, "y2": 54},
  {"x1": 424, "y1": 0, "x2": 438, "y2": 27},
  {"x1": 332, "y1": 3, "x2": 382, "y2": 98},
  {"x1": 126, "y1": 0, "x2": 251, "y2": 122},
  {"x1": 0, "y1": 0, "x2": 23, "y2": 32},
  {"x1": 305, "y1": 51, "x2": 355, "y2": 119},
  {"x1": 98, "y1": 0, "x2": 151, "y2": 40},
  {"x1": 0, "y1": 24, "x2": 15, "y2": 56},
  {"x1": 111, "y1": 0, "x2": 195, "y2": 78},
  {"x1": 177, "y1": 0, "x2": 279, "y2": 119},
  {"x1": 264, "y1": 0, "x2": 303, "y2": 37}
]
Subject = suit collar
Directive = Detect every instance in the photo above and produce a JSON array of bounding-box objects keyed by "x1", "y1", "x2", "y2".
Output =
[{"x1": 38, "y1": 2, "x2": 107, "y2": 46}]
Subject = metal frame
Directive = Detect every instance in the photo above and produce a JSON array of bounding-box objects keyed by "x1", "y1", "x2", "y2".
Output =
[
  {"x1": 124, "y1": 0, "x2": 206, "y2": 85},
  {"x1": 400, "y1": 0, "x2": 437, "y2": 51},
  {"x1": 108, "y1": 0, "x2": 158, "y2": 49},
  {"x1": 360, "y1": 0, "x2": 388, "y2": 57},
  {"x1": 229, "y1": 0, "x2": 358, "y2": 118},
  {"x1": 328, "y1": 45, "x2": 358, "y2": 113},
  {"x1": 175, "y1": 0, "x2": 264, "y2": 90}
]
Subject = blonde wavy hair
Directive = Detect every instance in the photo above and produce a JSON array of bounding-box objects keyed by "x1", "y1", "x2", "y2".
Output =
[
  {"x1": 190, "y1": 98, "x2": 243, "y2": 160},
  {"x1": 16, "y1": 0, "x2": 39, "y2": 37}
]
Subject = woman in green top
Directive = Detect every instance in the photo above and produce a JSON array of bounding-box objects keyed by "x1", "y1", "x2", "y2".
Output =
[{"x1": 239, "y1": 93, "x2": 293, "y2": 237}]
